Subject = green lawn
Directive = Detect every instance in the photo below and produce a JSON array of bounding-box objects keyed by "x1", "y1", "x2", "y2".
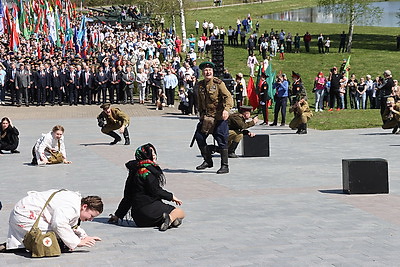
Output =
[{"x1": 181, "y1": 0, "x2": 397, "y2": 130}]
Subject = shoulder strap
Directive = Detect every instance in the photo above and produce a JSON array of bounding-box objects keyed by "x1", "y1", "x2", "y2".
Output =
[{"x1": 32, "y1": 189, "x2": 66, "y2": 229}]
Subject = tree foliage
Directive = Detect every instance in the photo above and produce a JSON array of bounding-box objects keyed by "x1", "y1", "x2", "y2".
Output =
[{"x1": 317, "y1": 0, "x2": 382, "y2": 53}]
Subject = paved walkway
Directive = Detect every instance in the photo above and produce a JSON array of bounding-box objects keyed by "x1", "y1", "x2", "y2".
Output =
[{"x1": 1, "y1": 105, "x2": 400, "y2": 266}]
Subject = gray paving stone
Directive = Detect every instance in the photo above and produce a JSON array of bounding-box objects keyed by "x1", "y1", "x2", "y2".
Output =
[{"x1": 1, "y1": 108, "x2": 400, "y2": 265}]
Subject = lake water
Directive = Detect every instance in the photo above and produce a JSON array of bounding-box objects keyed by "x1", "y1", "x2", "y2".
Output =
[{"x1": 262, "y1": 1, "x2": 400, "y2": 27}]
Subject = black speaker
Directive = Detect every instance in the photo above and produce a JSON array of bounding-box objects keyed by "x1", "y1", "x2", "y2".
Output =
[
  {"x1": 342, "y1": 158, "x2": 389, "y2": 194},
  {"x1": 211, "y1": 50, "x2": 224, "y2": 56},
  {"x1": 242, "y1": 134, "x2": 270, "y2": 157},
  {"x1": 211, "y1": 39, "x2": 224, "y2": 46},
  {"x1": 222, "y1": 78, "x2": 235, "y2": 94}
]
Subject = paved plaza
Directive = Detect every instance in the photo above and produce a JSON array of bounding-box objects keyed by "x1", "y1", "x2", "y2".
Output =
[{"x1": 1, "y1": 104, "x2": 400, "y2": 266}]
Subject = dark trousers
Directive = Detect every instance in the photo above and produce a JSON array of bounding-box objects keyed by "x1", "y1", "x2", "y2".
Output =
[
  {"x1": 286, "y1": 41, "x2": 292, "y2": 53},
  {"x1": 187, "y1": 89, "x2": 196, "y2": 114},
  {"x1": 273, "y1": 96, "x2": 288, "y2": 124},
  {"x1": 108, "y1": 85, "x2": 116, "y2": 103},
  {"x1": 99, "y1": 85, "x2": 107, "y2": 104},
  {"x1": 329, "y1": 90, "x2": 340, "y2": 109},
  {"x1": 0, "y1": 84, "x2": 5, "y2": 102},
  {"x1": 82, "y1": 86, "x2": 92, "y2": 105},
  {"x1": 318, "y1": 43, "x2": 324, "y2": 53},
  {"x1": 9, "y1": 83, "x2": 17, "y2": 104},
  {"x1": 349, "y1": 93, "x2": 357, "y2": 109},
  {"x1": 165, "y1": 87, "x2": 175, "y2": 106},
  {"x1": 151, "y1": 86, "x2": 159, "y2": 103},
  {"x1": 366, "y1": 90, "x2": 375, "y2": 109},
  {"x1": 68, "y1": 84, "x2": 77, "y2": 105},
  {"x1": 305, "y1": 42, "x2": 310, "y2": 52},
  {"x1": 338, "y1": 42, "x2": 346, "y2": 53},
  {"x1": 0, "y1": 140, "x2": 18, "y2": 151},
  {"x1": 54, "y1": 87, "x2": 63, "y2": 104},
  {"x1": 195, "y1": 119, "x2": 228, "y2": 149},
  {"x1": 38, "y1": 86, "x2": 47, "y2": 105},
  {"x1": 228, "y1": 36, "x2": 233, "y2": 45}
]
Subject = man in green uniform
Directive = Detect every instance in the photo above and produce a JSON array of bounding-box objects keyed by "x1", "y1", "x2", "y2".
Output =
[
  {"x1": 194, "y1": 61, "x2": 234, "y2": 174},
  {"x1": 97, "y1": 103, "x2": 131, "y2": 145},
  {"x1": 382, "y1": 97, "x2": 400, "y2": 134},
  {"x1": 289, "y1": 98, "x2": 313, "y2": 134},
  {"x1": 228, "y1": 105, "x2": 258, "y2": 158}
]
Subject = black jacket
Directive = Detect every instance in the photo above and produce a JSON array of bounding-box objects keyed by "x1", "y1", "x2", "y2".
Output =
[
  {"x1": 114, "y1": 160, "x2": 173, "y2": 219},
  {"x1": 0, "y1": 126, "x2": 19, "y2": 151}
]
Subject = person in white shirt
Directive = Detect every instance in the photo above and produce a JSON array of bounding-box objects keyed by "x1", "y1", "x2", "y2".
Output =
[
  {"x1": 31, "y1": 125, "x2": 71, "y2": 165},
  {"x1": 0, "y1": 189, "x2": 103, "y2": 252}
]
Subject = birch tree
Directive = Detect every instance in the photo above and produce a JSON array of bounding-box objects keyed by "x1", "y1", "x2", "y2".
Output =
[{"x1": 317, "y1": 0, "x2": 382, "y2": 53}]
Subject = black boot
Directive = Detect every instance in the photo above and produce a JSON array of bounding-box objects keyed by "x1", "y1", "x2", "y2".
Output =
[
  {"x1": 123, "y1": 127, "x2": 130, "y2": 145},
  {"x1": 298, "y1": 123, "x2": 308, "y2": 134},
  {"x1": 196, "y1": 146, "x2": 213, "y2": 170},
  {"x1": 207, "y1": 144, "x2": 221, "y2": 154},
  {"x1": 106, "y1": 131, "x2": 122, "y2": 145},
  {"x1": 217, "y1": 149, "x2": 229, "y2": 174},
  {"x1": 228, "y1": 142, "x2": 239, "y2": 158}
]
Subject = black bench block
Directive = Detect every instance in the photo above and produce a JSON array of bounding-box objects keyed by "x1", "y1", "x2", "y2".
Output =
[
  {"x1": 242, "y1": 134, "x2": 270, "y2": 157},
  {"x1": 342, "y1": 158, "x2": 389, "y2": 194}
]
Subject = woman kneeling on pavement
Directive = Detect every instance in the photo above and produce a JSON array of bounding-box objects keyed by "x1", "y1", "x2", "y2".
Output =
[
  {"x1": 0, "y1": 189, "x2": 103, "y2": 253},
  {"x1": 31, "y1": 125, "x2": 72, "y2": 165},
  {"x1": 0, "y1": 117, "x2": 20, "y2": 154},
  {"x1": 109, "y1": 143, "x2": 185, "y2": 231}
]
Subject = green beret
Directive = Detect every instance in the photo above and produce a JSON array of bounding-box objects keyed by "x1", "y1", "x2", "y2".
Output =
[
  {"x1": 100, "y1": 103, "x2": 111, "y2": 109},
  {"x1": 239, "y1": 105, "x2": 253, "y2": 112},
  {"x1": 199, "y1": 61, "x2": 215, "y2": 70}
]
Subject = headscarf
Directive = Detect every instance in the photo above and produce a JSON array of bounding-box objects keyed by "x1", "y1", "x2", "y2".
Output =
[{"x1": 134, "y1": 143, "x2": 165, "y2": 186}]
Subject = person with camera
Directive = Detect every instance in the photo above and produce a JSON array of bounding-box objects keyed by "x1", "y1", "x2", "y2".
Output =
[
  {"x1": 382, "y1": 97, "x2": 400, "y2": 134},
  {"x1": 377, "y1": 70, "x2": 395, "y2": 120},
  {"x1": 97, "y1": 103, "x2": 130, "y2": 145},
  {"x1": 227, "y1": 106, "x2": 258, "y2": 158},
  {"x1": 194, "y1": 61, "x2": 233, "y2": 174},
  {"x1": 328, "y1": 67, "x2": 342, "y2": 111},
  {"x1": 270, "y1": 74, "x2": 289, "y2": 126}
]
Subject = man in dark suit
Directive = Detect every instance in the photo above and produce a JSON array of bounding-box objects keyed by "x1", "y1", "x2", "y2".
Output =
[
  {"x1": 15, "y1": 63, "x2": 31, "y2": 107},
  {"x1": 75, "y1": 64, "x2": 83, "y2": 104},
  {"x1": 96, "y1": 66, "x2": 109, "y2": 104},
  {"x1": 6, "y1": 63, "x2": 17, "y2": 105},
  {"x1": 66, "y1": 65, "x2": 79, "y2": 105},
  {"x1": 35, "y1": 65, "x2": 50, "y2": 106},
  {"x1": 50, "y1": 65, "x2": 64, "y2": 106},
  {"x1": 59, "y1": 62, "x2": 68, "y2": 104},
  {"x1": 149, "y1": 67, "x2": 162, "y2": 104},
  {"x1": 81, "y1": 65, "x2": 95, "y2": 105},
  {"x1": 109, "y1": 67, "x2": 121, "y2": 104}
]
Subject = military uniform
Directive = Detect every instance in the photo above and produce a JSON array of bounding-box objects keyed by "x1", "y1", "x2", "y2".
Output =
[
  {"x1": 194, "y1": 75, "x2": 233, "y2": 174},
  {"x1": 258, "y1": 79, "x2": 269, "y2": 124},
  {"x1": 228, "y1": 112, "x2": 255, "y2": 157},
  {"x1": 228, "y1": 112, "x2": 255, "y2": 143},
  {"x1": 382, "y1": 99, "x2": 400, "y2": 133},
  {"x1": 290, "y1": 80, "x2": 307, "y2": 105},
  {"x1": 97, "y1": 106, "x2": 131, "y2": 145},
  {"x1": 289, "y1": 100, "x2": 313, "y2": 134}
]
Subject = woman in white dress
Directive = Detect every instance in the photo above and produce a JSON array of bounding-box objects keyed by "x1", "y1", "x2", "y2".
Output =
[
  {"x1": 0, "y1": 189, "x2": 103, "y2": 252},
  {"x1": 31, "y1": 125, "x2": 71, "y2": 165}
]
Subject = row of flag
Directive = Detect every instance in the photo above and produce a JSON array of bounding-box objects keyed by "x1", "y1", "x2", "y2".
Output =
[{"x1": 0, "y1": 0, "x2": 93, "y2": 57}]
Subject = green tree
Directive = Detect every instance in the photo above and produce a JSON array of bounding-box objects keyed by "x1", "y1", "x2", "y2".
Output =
[{"x1": 317, "y1": 0, "x2": 382, "y2": 53}]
